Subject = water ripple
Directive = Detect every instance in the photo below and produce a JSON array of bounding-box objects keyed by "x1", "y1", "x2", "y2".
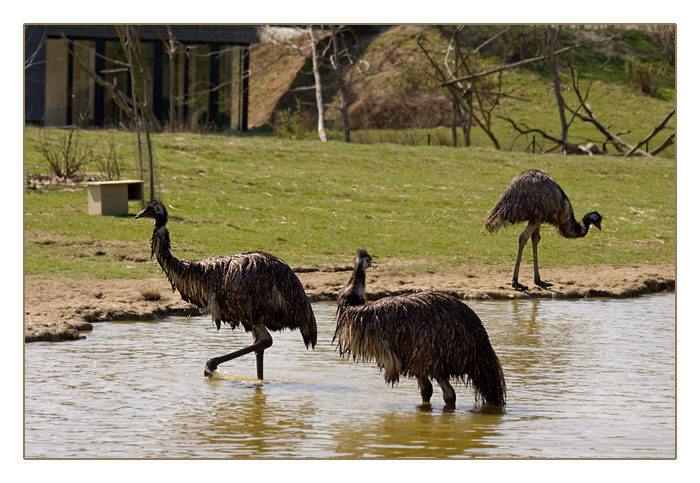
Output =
[{"x1": 24, "y1": 293, "x2": 675, "y2": 458}]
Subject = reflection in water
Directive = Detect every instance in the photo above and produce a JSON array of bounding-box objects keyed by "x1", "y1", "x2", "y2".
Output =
[
  {"x1": 331, "y1": 405, "x2": 506, "y2": 458},
  {"x1": 24, "y1": 294, "x2": 675, "y2": 458}
]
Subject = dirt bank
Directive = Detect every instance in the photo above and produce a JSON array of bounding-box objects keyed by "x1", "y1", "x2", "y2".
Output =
[{"x1": 24, "y1": 262, "x2": 675, "y2": 342}]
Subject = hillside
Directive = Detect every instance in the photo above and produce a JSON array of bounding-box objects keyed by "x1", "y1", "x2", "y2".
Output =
[{"x1": 248, "y1": 25, "x2": 675, "y2": 154}]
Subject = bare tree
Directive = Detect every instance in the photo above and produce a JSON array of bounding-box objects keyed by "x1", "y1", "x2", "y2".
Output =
[
  {"x1": 264, "y1": 25, "x2": 401, "y2": 142},
  {"x1": 543, "y1": 26, "x2": 570, "y2": 152},
  {"x1": 308, "y1": 27, "x2": 328, "y2": 142},
  {"x1": 165, "y1": 27, "x2": 178, "y2": 132},
  {"x1": 115, "y1": 25, "x2": 158, "y2": 202},
  {"x1": 329, "y1": 26, "x2": 351, "y2": 142},
  {"x1": 442, "y1": 32, "x2": 616, "y2": 86},
  {"x1": 502, "y1": 53, "x2": 675, "y2": 156},
  {"x1": 24, "y1": 26, "x2": 47, "y2": 71},
  {"x1": 418, "y1": 29, "x2": 506, "y2": 149}
]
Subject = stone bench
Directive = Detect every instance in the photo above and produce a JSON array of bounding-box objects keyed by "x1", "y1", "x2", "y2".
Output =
[{"x1": 86, "y1": 180, "x2": 144, "y2": 215}]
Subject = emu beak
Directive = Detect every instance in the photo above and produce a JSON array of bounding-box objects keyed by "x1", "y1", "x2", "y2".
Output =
[
  {"x1": 594, "y1": 219, "x2": 602, "y2": 230},
  {"x1": 135, "y1": 208, "x2": 147, "y2": 219}
]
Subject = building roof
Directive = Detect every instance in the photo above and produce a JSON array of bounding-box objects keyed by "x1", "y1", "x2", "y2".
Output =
[{"x1": 26, "y1": 25, "x2": 260, "y2": 45}]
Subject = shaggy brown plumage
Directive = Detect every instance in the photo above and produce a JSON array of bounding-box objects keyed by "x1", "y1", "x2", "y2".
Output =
[
  {"x1": 335, "y1": 250, "x2": 506, "y2": 407},
  {"x1": 136, "y1": 200, "x2": 316, "y2": 379},
  {"x1": 485, "y1": 169, "x2": 602, "y2": 290}
]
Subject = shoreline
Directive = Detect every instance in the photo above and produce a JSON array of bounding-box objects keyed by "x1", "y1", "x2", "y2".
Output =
[{"x1": 24, "y1": 262, "x2": 675, "y2": 342}]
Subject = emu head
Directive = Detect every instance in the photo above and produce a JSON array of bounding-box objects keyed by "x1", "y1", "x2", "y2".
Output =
[
  {"x1": 354, "y1": 249, "x2": 373, "y2": 271},
  {"x1": 583, "y1": 211, "x2": 602, "y2": 230},
  {"x1": 135, "y1": 200, "x2": 168, "y2": 227}
]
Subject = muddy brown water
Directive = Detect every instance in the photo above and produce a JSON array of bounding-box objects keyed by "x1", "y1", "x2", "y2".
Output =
[{"x1": 24, "y1": 293, "x2": 675, "y2": 459}]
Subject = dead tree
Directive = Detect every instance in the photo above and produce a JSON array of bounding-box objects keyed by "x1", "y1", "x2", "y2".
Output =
[
  {"x1": 544, "y1": 26, "x2": 569, "y2": 152},
  {"x1": 567, "y1": 58, "x2": 675, "y2": 156},
  {"x1": 308, "y1": 26, "x2": 328, "y2": 142},
  {"x1": 502, "y1": 52, "x2": 675, "y2": 157},
  {"x1": 418, "y1": 29, "x2": 509, "y2": 149},
  {"x1": 116, "y1": 25, "x2": 157, "y2": 202},
  {"x1": 164, "y1": 27, "x2": 178, "y2": 132}
]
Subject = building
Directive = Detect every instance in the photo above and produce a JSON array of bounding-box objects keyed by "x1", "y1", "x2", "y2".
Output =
[{"x1": 24, "y1": 25, "x2": 260, "y2": 131}]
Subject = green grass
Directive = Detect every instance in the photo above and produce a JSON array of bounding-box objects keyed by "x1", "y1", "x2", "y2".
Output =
[
  {"x1": 329, "y1": 26, "x2": 675, "y2": 155},
  {"x1": 24, "y1": 127, "x2": 675, "y2": 280}
]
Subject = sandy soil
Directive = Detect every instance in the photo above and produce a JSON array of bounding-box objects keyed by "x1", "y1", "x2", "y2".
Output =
[{"x1": 24, "y1": 262, "x2": 675, "y2": 342}]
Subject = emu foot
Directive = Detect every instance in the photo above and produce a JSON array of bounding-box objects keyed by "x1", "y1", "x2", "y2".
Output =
[
  {"x1": 204, "y1": 360, "x2": 218, "y2": 378},
  {"x1": 535, "y1": 279, "x2": 552, "y2": 288},
  {"x1": 512, "y1": 281, "x2": 528, "y2": 291}
]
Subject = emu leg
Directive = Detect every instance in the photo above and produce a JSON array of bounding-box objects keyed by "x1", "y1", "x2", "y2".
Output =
[
  {"x1": 205, "y1": 326, "x2": 273, "y2": 378},
  {"x1": 437, "y1": 377, "x2": 456, "y2": 408},
  {"x1": 512, "y1": 223, "x2": 537, "y2": 291},
  {"x1": 255, "y1": 351, "x2": 264, "y2": 380},
  {"x1": 531, "y1": 226, "x2": 552, "y2": 288},
  {"x1": 417, "y1": 376, "x2": 433, "y2": 404}
]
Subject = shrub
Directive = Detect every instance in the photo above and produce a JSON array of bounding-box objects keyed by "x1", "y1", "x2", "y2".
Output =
[
  {"x1": 272, "y1": 99, "x2": 314, "y2": 140},
  {"x1": 625, "y1": 61, "x2": 666, "y2": 95},
  {"x1": 94, "y1": 141, "x2": 123, "y2": 180},
  {"x1": 37, "y1": 127, "x2": 94, "y2": 179}
]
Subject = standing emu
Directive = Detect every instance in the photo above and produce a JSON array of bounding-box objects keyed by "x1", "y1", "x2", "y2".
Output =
[
  {"x1": 334, "y1": 249, "x2": 506, "y2": 408},
  {"x1": 485, "y1": 169, "x2": 602, "y2": 291},
  {"x1": 135, "y1": 200, "x2": 317, "y2": 379}
]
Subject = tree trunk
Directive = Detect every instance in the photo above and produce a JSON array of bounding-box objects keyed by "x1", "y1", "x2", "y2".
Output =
[
  {"x1": 330, "y1": 28, "x2": 351, "y2": 142},
  {"x1": 545, "y1": 26, "x2": 568, "y2": 152},
  {"x1": 167, "y1": 28, "x2": 176, "y2": 132},
  {"x1": 463, "y1": 85, "x2": 472, "y2": 147},
  {"x1": 308, "y1": 27, "x2": 327, "y2": 142}
]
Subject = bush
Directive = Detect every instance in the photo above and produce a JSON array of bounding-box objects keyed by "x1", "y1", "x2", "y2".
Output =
[
  {"x1": 94, "y1": 141, "x2": 123, "y2": 180},
  {"x1": 272, "y1": 99, "x2": 314, "y2": 140},
  {"x1": 625, "y1": 61, "x2": 666, "y2": 95},
  {"x1": 38, "y1": 127, "x2": 94, "y2": 179}
]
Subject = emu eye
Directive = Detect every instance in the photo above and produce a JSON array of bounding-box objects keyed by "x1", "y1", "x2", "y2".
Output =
[{"x1": 154, "y1": 204, "x2": 164, "y2": 215}]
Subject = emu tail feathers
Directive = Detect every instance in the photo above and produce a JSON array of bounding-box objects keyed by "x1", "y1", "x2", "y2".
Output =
[
  {"x1": 484, "y1": 202, "x2": 509, "y2": 233},
  {"x1": 300, "y1": 299, "x2": 317, "y2": 350},
  {"x1": 468, "y1": 337, "x2": 507, "y2": 406}
]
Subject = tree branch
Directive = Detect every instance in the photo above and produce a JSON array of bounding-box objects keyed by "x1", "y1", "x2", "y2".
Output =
[
  {"x1": 442, "y1": 35, "x2": 616, "y2": 86},
  {"x1": 625, "y1": 109, "x2": 676, "y2": 157},
  {"x1": 649, "y1": 133, "x2": 675, "y2": 156}
]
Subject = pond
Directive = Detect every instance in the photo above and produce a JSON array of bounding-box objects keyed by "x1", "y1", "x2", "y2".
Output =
[{"x1": 24, "y1": 293, "x2": 675, "y2": 458}]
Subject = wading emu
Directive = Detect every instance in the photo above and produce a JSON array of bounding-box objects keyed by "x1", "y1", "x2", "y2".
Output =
[
  {"x1": 485, "y1": 169, "x2": 602, "y2": 291},
  {"x1": 135, "y1": 200, "x2": 316, "y2": 379},
  {"x1": 334, "y1": 249, "x2": 506, "y2": 408}
]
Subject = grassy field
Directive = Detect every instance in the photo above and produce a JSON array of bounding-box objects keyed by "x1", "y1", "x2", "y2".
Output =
[
  {"x1": 263, "y1": 25, "x2": 675, "y2": 156},
  {"x1": 23, "y1": 127, "x2": 675, "y2": 280}
]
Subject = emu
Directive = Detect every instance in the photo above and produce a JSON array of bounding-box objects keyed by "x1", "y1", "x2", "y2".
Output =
[
  {"x1": 485, "y1": 169, "x2": 602, "y2": 291},
  {"x1": 135, "y1": 200, "x2": 317, "y2": 379},
  {"x1": 334, "y1": 249, "x2": 506, "y2": 408}
]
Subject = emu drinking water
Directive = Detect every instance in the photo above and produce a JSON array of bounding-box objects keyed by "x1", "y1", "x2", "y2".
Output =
[
  {"x1": 135, "y1": 200, "x2": 317, "y2": 379},
  {"x1": 334, "y1": 249, "x2": 506, "y2": 408}
]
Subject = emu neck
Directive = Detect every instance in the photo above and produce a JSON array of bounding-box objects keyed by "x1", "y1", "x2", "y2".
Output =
[
  {"x1": 337, "y1": 263, "x2": 368, "y2": 313},
  {"x1": 151, "y1": 225, "x2": 189, "y2": 292},
  {"x1": 559, "y1": 215, "x2": 590, "y2": 239}
]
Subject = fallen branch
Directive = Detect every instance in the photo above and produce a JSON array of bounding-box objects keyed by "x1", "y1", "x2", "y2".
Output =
[
  {"x1": 501, "y1": 116, "x2": 590, "y2": 154},
  {"x1": 649, "y1": 133, "x2": 675, "y2": 156},
  {"x1": 625, "y1": 109, "x2": 676, "y2": 157},
  {"x1": 572, "y1": 107, "x2": 646, "y2": 155}
]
